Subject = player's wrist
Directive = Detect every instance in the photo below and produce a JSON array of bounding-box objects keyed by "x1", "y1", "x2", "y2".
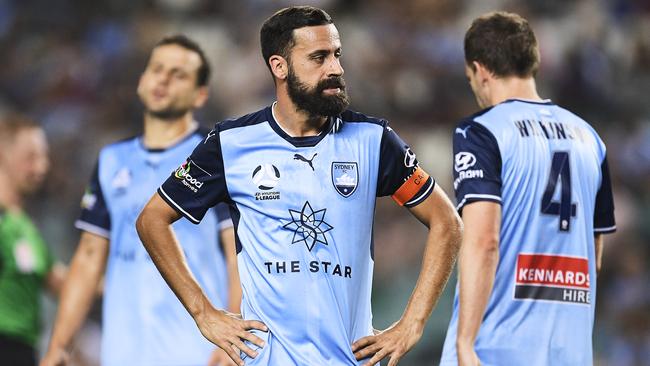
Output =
[{"x1": 456, "y1": 334, "x2": 476, "y2": 350}]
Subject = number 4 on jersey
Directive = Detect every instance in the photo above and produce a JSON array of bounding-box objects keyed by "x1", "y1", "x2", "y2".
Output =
[{"x1": 541, "y1": 152, "x2": 577, "y2": 232}]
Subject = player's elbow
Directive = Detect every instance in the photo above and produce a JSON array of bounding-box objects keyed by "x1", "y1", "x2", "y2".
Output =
[
  {"x1": 136, "y1": 205, "x2": 156, "y2": 245},
  {"x1": 472, "y1": 232, "x2": 500, "y2": 253},
  {"x1": 435, "y1": 207, "x2": 463, "y2": 251}
]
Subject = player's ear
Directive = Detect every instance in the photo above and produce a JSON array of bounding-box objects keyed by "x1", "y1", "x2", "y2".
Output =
[
  {"x1": 193, "y1": 86, "x2": 209, "y2": 108},
  {"x1": 473, "y1": 61, "x2": 491, "y2": 83},
  {"x1": 269, "y1": 55, "x2": 288, "y2": 80}
]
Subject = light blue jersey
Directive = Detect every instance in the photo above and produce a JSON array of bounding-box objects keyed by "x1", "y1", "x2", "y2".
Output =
[
  {"x1": 441, "y1": 99, "x2": 616, "y2": 366},
  {"x1": 159, "y1": 105, "x2": 434, "y2": 365},
  {"x1": 76, "y1": 129, "x2": 232, "y2": 366}
]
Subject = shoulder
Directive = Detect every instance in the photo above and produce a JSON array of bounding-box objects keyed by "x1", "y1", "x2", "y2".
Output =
[
  {"x1": 454, "y1": 107, "x2": 498, "y2": 141},
  {"x1": 99, "y1": 135, "x2": 139, "y2": 156},
  {"x1": 455, "y1": 106, "x2": 495, "y2": 129},
  {"x1": 217, "y1": 107, "x2": 270, "y2": 133},
  {"x1": 339, "y1": 109, "x2": 386, "y2": 126}
]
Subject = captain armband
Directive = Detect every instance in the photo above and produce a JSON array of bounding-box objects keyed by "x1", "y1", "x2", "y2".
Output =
[{"x1": 391, "y1": 166, "x2": 434, "y2": 207}]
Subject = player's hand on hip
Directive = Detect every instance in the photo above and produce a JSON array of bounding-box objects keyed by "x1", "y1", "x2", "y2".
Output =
[
  {"x1": 456, "y1": 341, "x2": 481, "y2": 366},
  {"x1": 40, "y1": 347, "x2": 70, "y2": 366},
  {"x1": 207, "y1": 346, "x2": 239, "y2": 366},
  {"x1": 351, "y1": 321, "x2": 423, "y2": 366},
  {"x1": 195, "y1": 306, "x2": 267, "y2": 366}
]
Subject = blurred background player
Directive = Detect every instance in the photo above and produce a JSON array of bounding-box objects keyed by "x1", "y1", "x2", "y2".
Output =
[
  {"x1": 1, "y1": 1, "x2": 647, "y2": 364},
  {"x1": 440, "y1": 11, "x2": 616, "y2": 366},
  {"x1": 137, "y1": 6, "x2": 461, "y2": 366},
  {"x1": 0, "y1": 114, "x2": 66, "y2": 366},
  {"x1": 40, "y1": 35, "x2": 240, "y2": 366}
]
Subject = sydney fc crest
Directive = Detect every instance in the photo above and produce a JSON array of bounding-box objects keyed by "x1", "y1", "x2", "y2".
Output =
[{"x1": 331, "y1": 162, "x2": 358, "y2": 197}]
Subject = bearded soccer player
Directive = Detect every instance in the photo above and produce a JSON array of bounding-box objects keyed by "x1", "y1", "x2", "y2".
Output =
[
  {"x1": 136, "y1": 6, "x2": 461, "y2": 366},
  {"x1": 440, "y1": 12, "x2": 616, "y2": 366},
  {"x1": 41, "y1": 35, "x2": 240, "y2": 366}
]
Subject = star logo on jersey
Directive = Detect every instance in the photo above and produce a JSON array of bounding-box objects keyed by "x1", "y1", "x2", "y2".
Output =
[
  {"x1": 331, "y1": 162, "x2": 358, "y2": 197},
  {"x1": 282, "y1": 201, "x2": 333, "y2": 251}
]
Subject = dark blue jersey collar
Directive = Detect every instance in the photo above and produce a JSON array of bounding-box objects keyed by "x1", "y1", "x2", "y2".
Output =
[{"x1": 265, "y1": 103, "x2": 335, "y2": 148}]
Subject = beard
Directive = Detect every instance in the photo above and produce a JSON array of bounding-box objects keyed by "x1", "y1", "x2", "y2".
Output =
[
  {"x1": 146, "y1": 105, "x2": 190, "y2": 120},
  {"x1": 286, "y1": 66, "x2": 350, "y2": 118}
]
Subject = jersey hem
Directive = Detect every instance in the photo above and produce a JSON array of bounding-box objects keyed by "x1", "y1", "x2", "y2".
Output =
[
  {"x1": 74, "y1": 220, "x2": 110, "y2": 238},
  {"x1": 594, "y1": 225, "x2": 616, "y2": 233},
  {"x1": 157, "y1": 187, "x2": 200, "y2": 224},
  {"x1": 456, "y1": 194, "x2": 502, "y2": 211}
]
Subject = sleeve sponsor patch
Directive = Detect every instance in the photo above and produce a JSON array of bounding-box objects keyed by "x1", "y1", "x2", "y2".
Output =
[{"x1": 514, "y1": 254, "x2": 591, "y2": 305}]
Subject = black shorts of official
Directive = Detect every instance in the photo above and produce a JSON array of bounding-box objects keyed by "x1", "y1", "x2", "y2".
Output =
[{"x1": 0, "y1": 333, "x2": 36, "y2": 366}]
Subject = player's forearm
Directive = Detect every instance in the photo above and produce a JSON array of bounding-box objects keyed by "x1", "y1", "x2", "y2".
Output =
[
  {"x1": 48, "y1": 234, "x2": 107, "y2": 350},
  {"x1": 594, "y1": 234, "x2": 604, "y2": 274},
  {"x1": 456, "y1": 236, "x2": 499, "y2": 346},
  {"x1": 401, "y1": 211, "x2": 462, "y2": 330},
  {"x1": 221, "y1": 227, "x2": 242, "y2": 312},
  {"x1": 136, "y1": 199, "x2": 212, "y2": 318}
]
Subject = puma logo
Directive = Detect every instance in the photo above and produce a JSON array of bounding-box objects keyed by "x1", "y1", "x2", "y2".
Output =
[
  {"x1": 455, "y1": 126, "x2": 471, "y2": 139},
  {"x1": 294, "y1": 153, "x2": 317, "y2": 171}
]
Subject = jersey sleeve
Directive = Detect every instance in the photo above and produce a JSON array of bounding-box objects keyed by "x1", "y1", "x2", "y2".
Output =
[
  {"x1": 376, "y1": 123, "x2": 435, "y2": 208},
  {"x1": 593, "y1": 155, "x2": 616, "y2": 233},
  {"x1": 158, "y1": 126, "x2": 229, "y2": 224},
  {"x1": 452, "y1": 120, "x2": 502, "y2": 213},
  {"x1": 75, "y1": 160, "x2": 111, "y2": 238},
  {"x1": 215, "y1": 203, "x2": 233, "y2": 231}
]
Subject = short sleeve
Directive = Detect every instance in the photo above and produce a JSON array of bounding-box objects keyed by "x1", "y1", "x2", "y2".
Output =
[
  {"x1": 376, "y1": 123, "x2": 435, "y2": 207},
  {"x1": 453, "y1": 121, "x2": 502, "y2": 213},
  {"x1": 593, "y1": 155, "x2": 616, "y2": 233},
  {"x1": 158, "y1": 126, "x2": 229, "y2": 224},
  {"x1": 215, "y1": 203, "x2": 233, "y2": 230},
  {"x1": 75, "y1": 161, "x2": 111, "y2": 238}
]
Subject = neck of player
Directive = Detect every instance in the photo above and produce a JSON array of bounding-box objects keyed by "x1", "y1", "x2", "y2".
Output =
[
  {"x1": 489, "y1": 76, "x2": 542, "y2": 107},
  {"x1": 0, "y1": 171, "x2": 22, "y2": 211},
  {"x1": 273, "y1": 93, "x2": 329, "y2": 137},
  {"x1": 142, "y1": 112, "x2": 198, "y2": 149}
]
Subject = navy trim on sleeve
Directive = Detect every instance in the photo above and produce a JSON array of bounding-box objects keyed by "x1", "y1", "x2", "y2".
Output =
[
  {"x1": 452, "y1": 119, "x2": 502, "y2": 213},
  {"x1": 158, "y1": 123, "x2": 231, "y2": 224},
  {"x1": 594, "y1": 156, "x2": 616, "y2": 233},
  {"x1": 376, "y1": 122, "x2": 423, "y2": 197},
  {"x1": 77, "y1": 160, "x2": 111, "y2": 235}
]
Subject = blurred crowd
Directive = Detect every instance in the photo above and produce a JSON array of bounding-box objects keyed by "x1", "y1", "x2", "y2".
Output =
[{"x1": 0, "y1": 0, "x2": 648, "y2": 365}]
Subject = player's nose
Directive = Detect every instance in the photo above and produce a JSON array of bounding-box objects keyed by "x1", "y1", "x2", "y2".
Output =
[{"x1": 327, "y1": 57, "x2": 344, "y2": 77}]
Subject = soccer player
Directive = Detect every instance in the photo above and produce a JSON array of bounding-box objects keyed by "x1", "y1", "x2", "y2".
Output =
[
  {"x1": 136, "y1": 6, "x2": 462, "y2": 366},
  {"x1": 0, "y1": 115, "x2": 66, "y2": 366},
  {"x1": 40, "y1": 35, "x2": 240, "y2": 366},
  {"x1": 440, "y1": 11, "x2": 616, "y2": 366}
]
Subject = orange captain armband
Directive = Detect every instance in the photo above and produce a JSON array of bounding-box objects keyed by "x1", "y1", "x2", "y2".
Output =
[{"x1": 391, "y1": 166, "x2": 431, "y2": 206}]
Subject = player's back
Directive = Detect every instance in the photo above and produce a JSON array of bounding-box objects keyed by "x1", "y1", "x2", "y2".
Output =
[{"x1": 442, "y1": 99, "x2": 614, "y2": 366}]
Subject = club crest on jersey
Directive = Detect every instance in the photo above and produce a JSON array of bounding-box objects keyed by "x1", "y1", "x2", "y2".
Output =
[{"x1": 331, "y1": 162, "x2": 358, "y2": 197}]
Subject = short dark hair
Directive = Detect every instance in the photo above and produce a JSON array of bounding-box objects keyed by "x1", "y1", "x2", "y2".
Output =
[
  {"x1": 464, "y1": 11, "x2": 540, "y2": 78},
  {"x1": 0, "y1": 113, "x2": 40, "y2": 145},
  {"x1": 154, "y1": 34, "x2": 211, "y2": 86},
  {"x1": 260, "y1": 6, "x2": 333, "y2": 71}
]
